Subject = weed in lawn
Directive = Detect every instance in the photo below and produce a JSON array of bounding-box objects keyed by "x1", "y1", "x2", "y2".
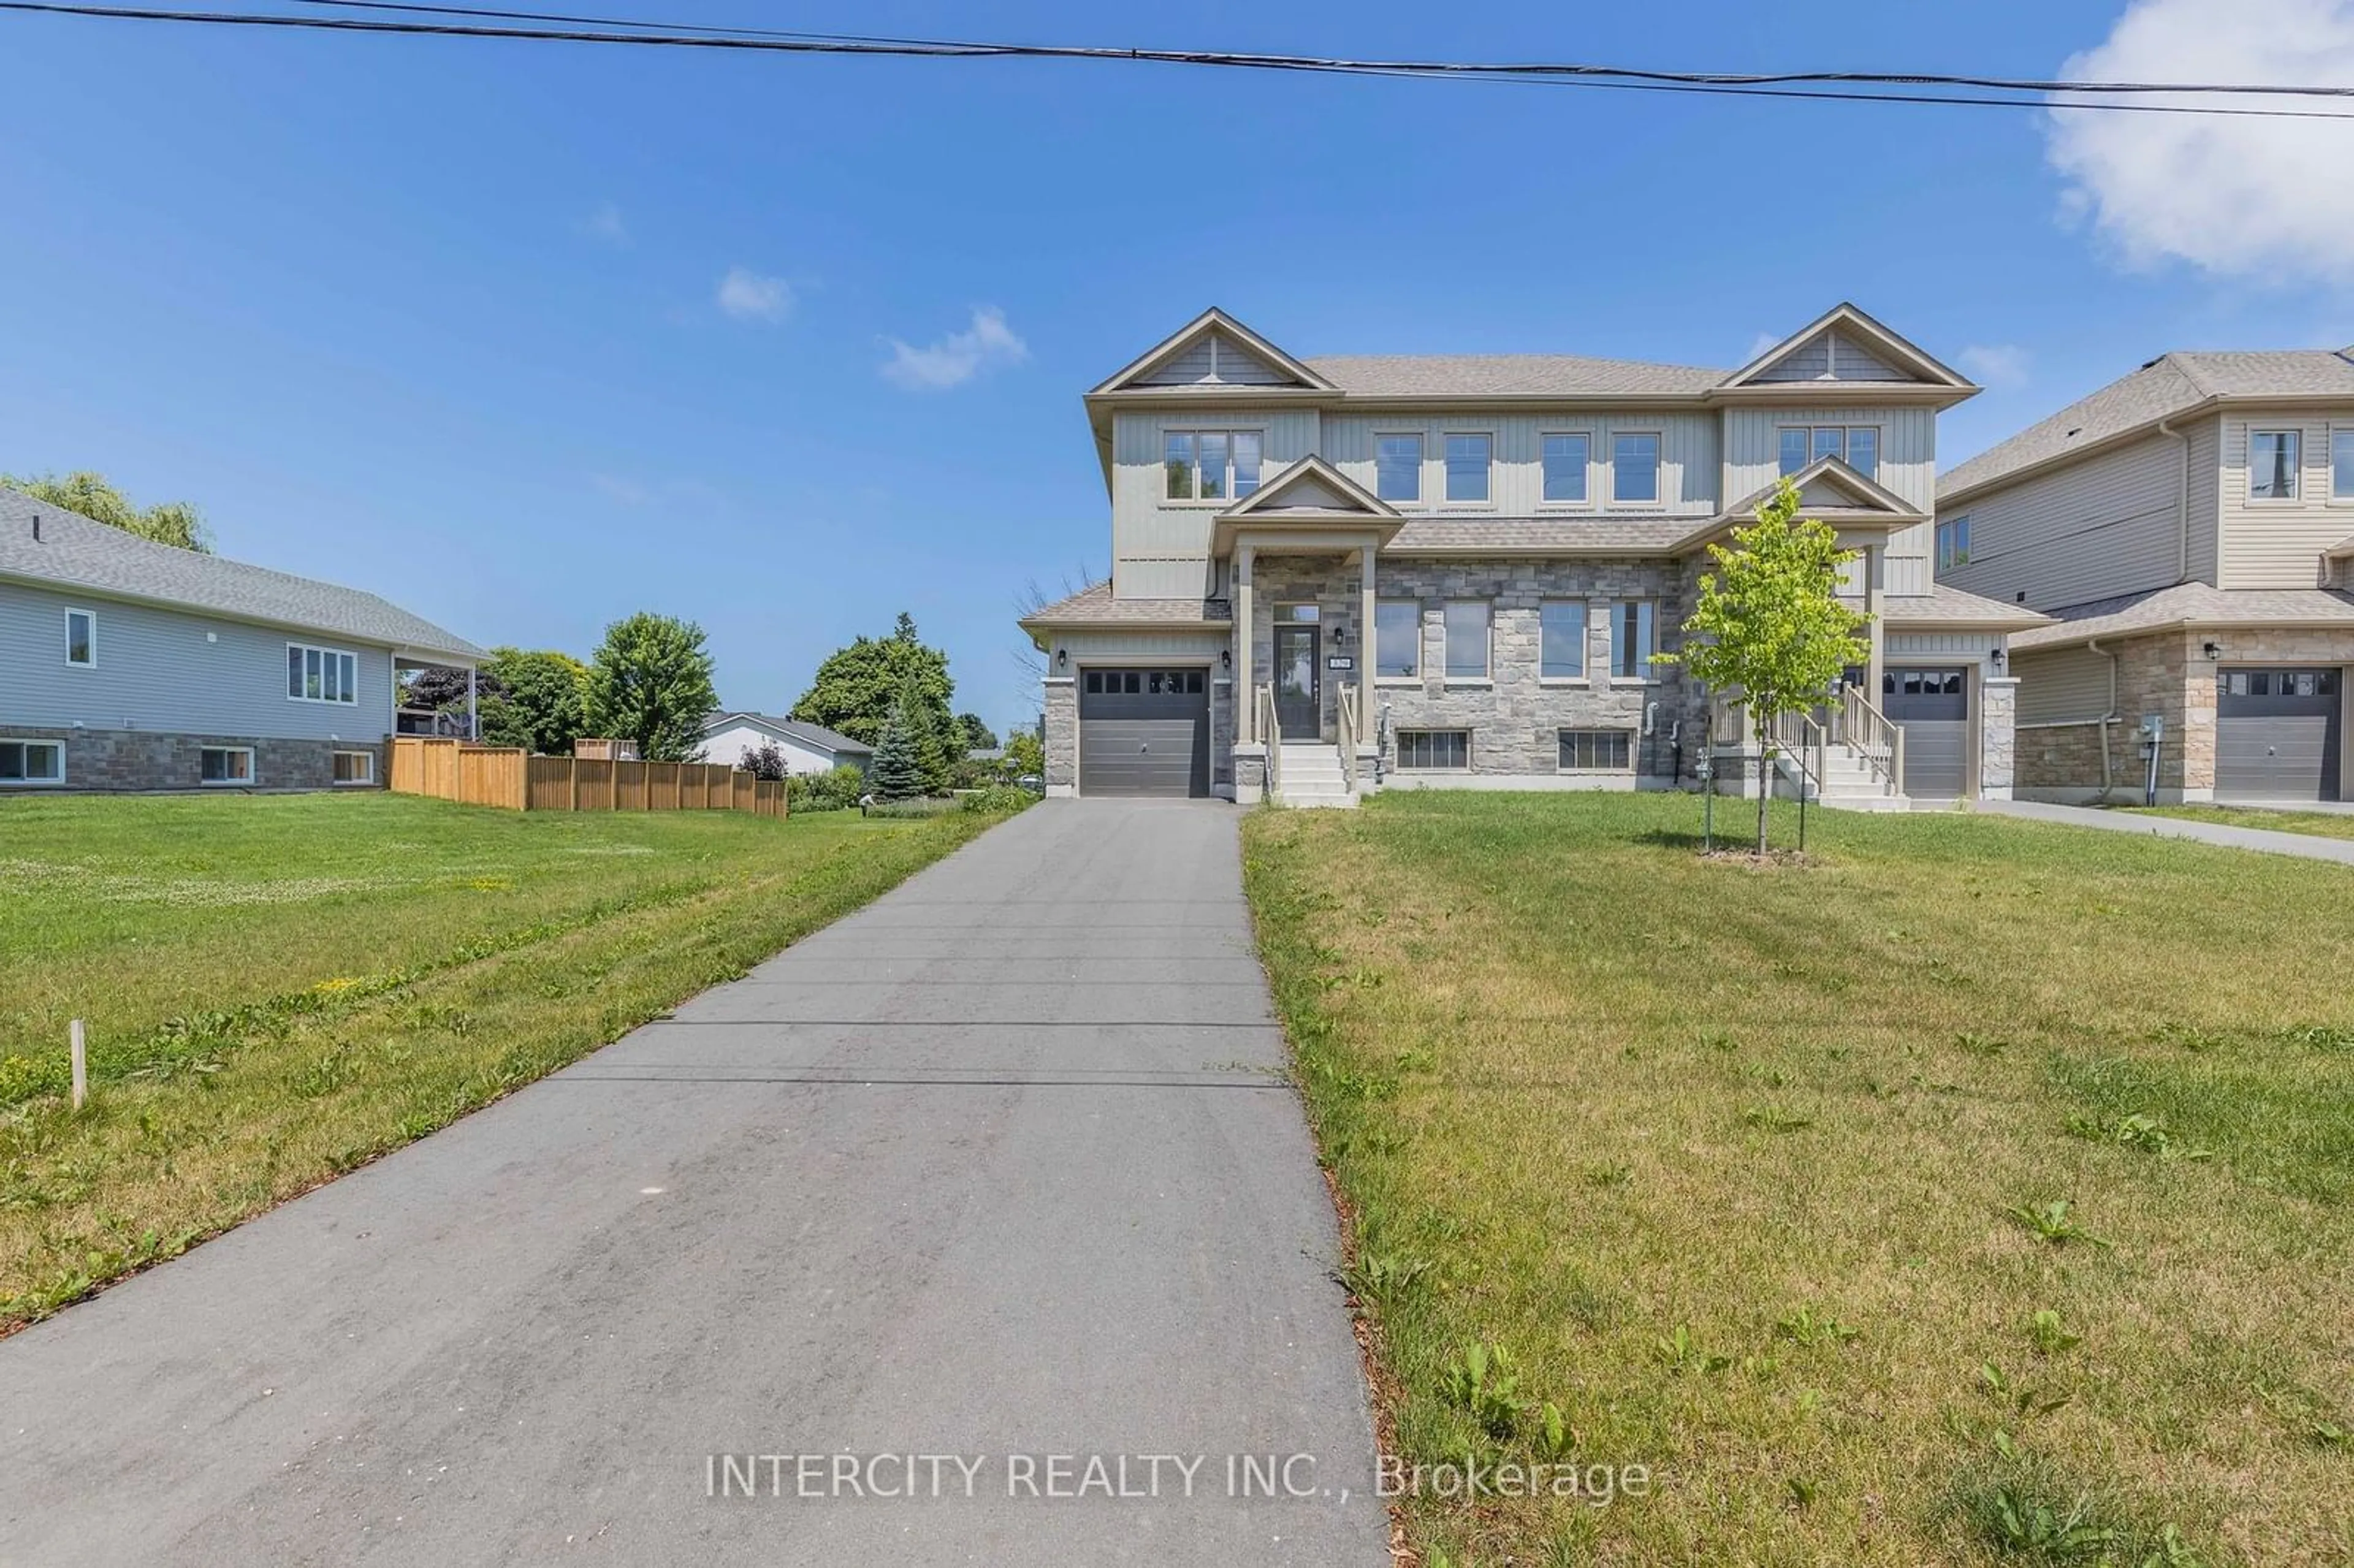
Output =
[
  {"x1": 2064, "y1": 1112, "x2": 2212, "y2": 1162},
  {"x1": 1341, "y1": 1246, "x2": 1433, "y2": 1307},
  {"x1": 1775, "y1": 1305, "x2": 1861, "y2": 1348},
  {"x1": 2006, "y1": 1200, "x2": 2112, "y2": 1249},
  {"x1": 1441, "y1": 1342, "x2": 1525, "y2": 1439},
  {"x1": 2028, "y1": 1310, "x2": 2084, "y2": 1357},
  {"x1": 1956, "y1": 1031, "x2": 2010, "y2": 1057},
  {"x1": 1741, "y1": 1104, "x2": 1815, "y2": 1133},
  {"x1": 1653, "y1": 1323, "x2": 1732, "y2": 1376}
]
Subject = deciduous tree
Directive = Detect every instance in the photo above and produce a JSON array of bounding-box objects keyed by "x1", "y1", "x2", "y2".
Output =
[
  {"x1": 477, "y1": 648, "x2": 588, "y2": 755},
  {"x1": 1653, "y1": 477, "x2": 1869, "y2": 855},
  {"x1": 792, "y1": 612, "x2": 956, "y2": 752},
  {"x1": 582, "y1": 612, "x2": 718, "y2": 763}
]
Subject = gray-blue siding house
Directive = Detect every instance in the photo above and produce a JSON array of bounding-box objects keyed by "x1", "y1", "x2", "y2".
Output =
[{"x1": 0, "y1": 485, "x2": 483, "y2": 792}]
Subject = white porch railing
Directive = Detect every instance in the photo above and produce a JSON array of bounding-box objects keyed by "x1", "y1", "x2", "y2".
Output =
[
  {"x1": 1840, "y1": 683, "x2": 1906, "y2": 792},
  {"x1": 1767, "y1": 708, "x2": 1827, "y2": 799},
  {"x1": 1255, "y1": 685, "x2": 1281, "y2": 798},
  {"x1": 1336, "y1": 685, "x2": 1360, "y2": 795}
]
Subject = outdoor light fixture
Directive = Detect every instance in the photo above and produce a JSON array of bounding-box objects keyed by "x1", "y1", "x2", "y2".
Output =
[
  {"x1": 1990, "y1": 647, "x2": 2006, "y2": 671},
  {"x1": 1221, "y1": 648, "x2": 1232, "y2": 670},
  {"x1": 2203, "y1": 640, "x2": 2221, "y2": 661},
  {"x1": 1056, "y1": 648, "x2": 1067, "y2": 669}
]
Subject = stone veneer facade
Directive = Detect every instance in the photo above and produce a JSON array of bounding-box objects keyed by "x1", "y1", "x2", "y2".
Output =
[
  {"x1": 0, "y1": 725, "x2": 386, "y2": 793},
  {"x1": 2015, "y1": 626, "x2": 2354, "y2": 802}
]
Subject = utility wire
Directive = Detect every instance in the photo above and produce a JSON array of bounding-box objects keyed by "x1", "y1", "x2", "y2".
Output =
[{"x1": 9, "y1": 1, "x2": 2354, "y2": 121}]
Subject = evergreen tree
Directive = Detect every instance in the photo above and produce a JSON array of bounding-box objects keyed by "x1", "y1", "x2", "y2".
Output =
[{"x1": 867, "y1": 695, "x2": 924, "y2": 801}]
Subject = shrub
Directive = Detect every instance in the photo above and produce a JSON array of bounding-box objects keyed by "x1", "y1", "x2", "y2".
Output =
[
  {"x1": 787, "y1": 764, "x2": 867, "y2": 813},
  {"x1": 960, "y1": 784, "x2": 1035, "y2": 815}
]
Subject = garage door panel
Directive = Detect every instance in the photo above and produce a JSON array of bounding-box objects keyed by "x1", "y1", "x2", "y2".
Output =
[
  {"x1": 1883, "y1": 667, "x2": 1968, "y2": 799},
  {"x1": 2217, "y1": 668, "x2": 2342, "y2": 801},
  {"x1": 1080, "y1": 668, "x2": 1209, "y2": 798}
]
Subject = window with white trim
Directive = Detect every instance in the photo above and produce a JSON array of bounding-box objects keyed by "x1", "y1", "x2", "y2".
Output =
[
  {"x1": 1780, "y1": 425, "x2": 1880, "y2": 479},
  {"x1": 65, "y1": 608, "x2": 96, "y2": 668},
  {"x1": 289, "y1": 643, "x2": 360, "y2": 704},
  {"x1": 1395, "y1": 729, "x2": 1469, "y2": 771},
  {"x1": 1610, "y1": 600, "x2": 1657, "y2": 680},
  {"x1": 1558, "y1": 729, "x2": 1633, "y2": 771},
  {"x1": 0, "y1": 740, "x2": 64, "y2": 785},
  {"x1": 2250, "y1": 429, "x2": 2300, "y2": 500},
  {"x1": 1163, "y1": 429, "x2": 1263, "y2": 501},
  {"x1": 1374, "y1": 599, "x2": 1420, "y2": 679},
  {"x1": 332, "y1": 750, "x2": 377, "y2": 785},
  {"x1": 1442, "y1": 601, "x2": 1490, "y2": 680},
  {"x1": 1443, "y1": 433, "x2": 1491, "y2": 503},
  {"x1": 1541, "y1": 433, "x2": 1590, "y2": 503},
  {"x1": 1937, "y1": 514, "x2": 1971, "y2": 570},
  {"x1": 2333, "y1": 428, "x2": 2354, "y2": 500},
  {"x1": 1539, "y1": 600, "x2": 1587, "y2": 680},
  {"x1": 1376, "y1": 433, "x2": 1423, "y2": 503},
  {"x1": 1612, "y1": 433, "x2": 1661, "y2": 503},
  {"x1": 200, "y1": 746, "x2": 255, "y2": 785}
]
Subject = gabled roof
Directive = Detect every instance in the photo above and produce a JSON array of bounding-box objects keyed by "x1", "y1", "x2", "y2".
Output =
[
  {"x1": 701, "y1": 712, "x2": 874, "y2": 754},
  {"x1": 1218, "y1": 455, "x2": 1398, "y2": 520},
  {"x1": 1674, "y1": 457, "x2": 1924, "y2": 554},
  {"x1": 1940, "y1": 347, "x2": 2354, "y2": 504},
  {"x1": 1087, "y1": 307, "x2": 1335, "y2": 397},
  {"x1": 0, "y1": 484, "x2": 482, "y2": 663},
  {"x1": 2011, "y1": 582, "x2": 2354, "y2": 653},
  {"x1": 1718, "y1": 302, "x2": 1975, "y2": 394},
  {"x1": 1017, "y1": 580, "x2": 1232, "y2": 636}
]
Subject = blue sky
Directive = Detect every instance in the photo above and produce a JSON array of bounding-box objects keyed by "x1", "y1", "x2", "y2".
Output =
[{"x1": 4, "y1": 1, "x2": 2351, "y2": 734}]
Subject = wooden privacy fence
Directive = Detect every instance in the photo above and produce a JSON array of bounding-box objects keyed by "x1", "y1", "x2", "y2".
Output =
[{"x1": 389, "y1": 737, "x2": 785, "y2": 817}]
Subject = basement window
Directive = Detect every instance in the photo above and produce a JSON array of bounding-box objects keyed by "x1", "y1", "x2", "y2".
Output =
[
  {"x1": 332, "y1": 750, "x2": 376, "y2": 785},
  {"x1": 200, "y1": 747, "x2": 256, "y2": 785},
  {"x1": 1395, "y1": 729, "x2": 1469, "y2": 771},
  {"x1": 0, "y1": 740, "x2": 64, "y2": 785},
  {"x1": 1558, "y1": 729, "x2": 1634, "y2": 771}
]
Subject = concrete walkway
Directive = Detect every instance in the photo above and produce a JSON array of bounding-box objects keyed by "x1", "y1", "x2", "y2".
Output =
[
  {"x1": 0, "y1": 802, "x2": 1385, "y2": 1566},
  {"x1": 1978, "y1": 798, "x2": 2354, "y2": 866}
]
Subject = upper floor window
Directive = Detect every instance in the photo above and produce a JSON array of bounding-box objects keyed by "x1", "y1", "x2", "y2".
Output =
[
  {"x1": 65, "y1": 609, "x2": 96, "y2": 668},
  {"x1": 1610, "y1": 599, "x2": 1657, "y2": 680},
  {"x1": 1376, "y1": 434, "x2": 1423, "y2": 503},
  {"x1": 1542, "y1": 433, "x2": 1590, "y2": 503},
  {"x1": 2250, "y1": 429, "x2": 2300, "y2": 500},
  {"x1": 1937, "y1": 515, "x2": 1971, "y2": 571},
  {"x1": 1443, "y1": 433, "x2": 1491, "y2": 503},
  {"x1": 290, "y1": 642, "x2": 359, "y2": 705},
  {"x1": 1164, "y1": 430, "x2": 1262, "y2": 501},
  {"x1": 2333, "y1": 428, "x2": 2354, "y2": 500},
  {"x1": 1375, "y1": 599, "x2": 1420, "y2": 679},
  {"x1": 1780, "y1": 425, "x2": 1879, "y2": 479},
  {"x1": 1612, "y1": 433, "x2": 1661, "y2": 504}
]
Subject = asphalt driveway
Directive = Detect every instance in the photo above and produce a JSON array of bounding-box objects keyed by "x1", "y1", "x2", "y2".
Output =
[{"x1": 0, "y1": 801, "x2": 1384, "y2": 1566}]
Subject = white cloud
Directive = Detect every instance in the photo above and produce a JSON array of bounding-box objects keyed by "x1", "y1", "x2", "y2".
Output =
[
  {"x1": 880, "y1": 306, "x2": 1029, "y2": 390},
  {"x1": 585, "y1": 202, "x2": 628, "y2": 245},
  {"x1": 1957, "y1": 343, "x2": 2033, "y2": 387},
  {"x1": 2045, "y1": 0, "x2": 2354, "y2": 281},
  {"x1": 717, "y1": 267, "x2": 794, "y2": 323}
]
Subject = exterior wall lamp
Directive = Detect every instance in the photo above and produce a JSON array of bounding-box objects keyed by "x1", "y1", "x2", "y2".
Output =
[
  {"x1": 1056, "y1": 648, "x2": 1067, "y2": 669},
  {"x1": 1990, "y1": 646, "x2": 2005, "y2": 671},
  {"x1": 1221, "y1": 648, "x2": 1231, "y2": 670},
  {"x1": 2202, "y1": 640, "x2": 2222, "y2": 661}
]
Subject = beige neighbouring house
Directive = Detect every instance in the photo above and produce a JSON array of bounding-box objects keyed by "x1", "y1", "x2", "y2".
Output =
[
  {"x1": 1937, "y1": 349, "x2": 2354, "y2": 804},
  {"x1": 1019, "y1": 305, "x2": 2041, "y2": 807}
]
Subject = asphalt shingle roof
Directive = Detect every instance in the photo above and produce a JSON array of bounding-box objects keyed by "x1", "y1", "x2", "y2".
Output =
[
  {"x1": 0, "y1": 485, "x2": 482, "y2": 661},
  {"x1": 1384, "y1": 517, "x2": 1699, "y2": 554},
  {"x1": 1305, "y1": 354, "x2": 1726, "y2": 399},
  {"x1": 1940, "y1": 349, "x2": 2354, "y2": 500},
  {"x1": 2011, "y1": 582, "x2": 2354, "y2": 652},
  {"x1": 1019, "y1": 581, "x2": 1232, "y2": 627},
  {"x1": 1878, "y1": 580, "x2": 2052, "y2": 629},
  {"x1": 703, "y1": 712, "x2": 873, "y2": 754}
]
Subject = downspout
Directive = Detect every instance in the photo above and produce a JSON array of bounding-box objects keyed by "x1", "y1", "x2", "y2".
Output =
[
  {"x1": 2087, "y1": 636, "x2": 2120, "y2": 801},
  {"x1": 2157, "y1": 414, "x2": 2191, "y2": 582}
]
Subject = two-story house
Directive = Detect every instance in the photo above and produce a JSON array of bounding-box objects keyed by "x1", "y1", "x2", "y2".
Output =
[
  {"x1": 1937, "y1": 349, "x2": 2354, "y2": 804},
  {"x1": 1020, "y1": 305, "x2": 2038, "y2": 805},
  {"x1": 1, "y1": 484, "x2": 482, "y2": 791}
]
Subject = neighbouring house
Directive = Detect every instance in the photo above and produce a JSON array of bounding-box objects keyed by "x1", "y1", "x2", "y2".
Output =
[
  {"x1": 698, "y1": 712, "x2": 874, "y2": 775},
  {"x1": 0, "y1": 485, "x2": 482, "y2": 793},
  {"x1": 1937, "y1": 348, "x2": 2354, "y2": 804},
  {"x1": 1018, "y1": 305, "x2": 2040, "y2": 806}
]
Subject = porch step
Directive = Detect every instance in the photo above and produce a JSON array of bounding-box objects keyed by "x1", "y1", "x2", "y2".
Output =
[
  {"x1": 1272, "y1": 743, "x2": 1360, "y2": 809},
  {"x1": 1769, "y1": 740, "x2": 1907, "y2": 810}
]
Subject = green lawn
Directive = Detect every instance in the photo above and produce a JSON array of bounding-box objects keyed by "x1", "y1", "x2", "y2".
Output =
[
  {"x1": 0, "y1": 792, "x2": 1016, "y2": 1330},
  {"x1": 1244, "y1": 793, "x2": 2354, "y2": 1568},
  {"x1": 2128, "y1": 803, "x2": 2354, "y2": 842}
]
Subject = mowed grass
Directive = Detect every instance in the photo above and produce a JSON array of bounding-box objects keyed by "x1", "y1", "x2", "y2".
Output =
[
  {"x1": 0, "y1": 792, "x2": 1015, "y2": 1330},
  {"x1": 1244, "y1": 793, "x2": 2354, "y2": 1567},
  {"x1": 2129, "y1": 803, "x2": 2354, "y2": 843}
]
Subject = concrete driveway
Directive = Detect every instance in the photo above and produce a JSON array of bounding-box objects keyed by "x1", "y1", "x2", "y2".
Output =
[{"x1": 0, "y1": 802, "x2": 1385, "y2": 1566}]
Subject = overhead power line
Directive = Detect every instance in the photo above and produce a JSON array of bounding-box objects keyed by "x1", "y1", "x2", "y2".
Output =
[{"x1": 9, "y1": 0, "x2": 2354, "y2": 121}]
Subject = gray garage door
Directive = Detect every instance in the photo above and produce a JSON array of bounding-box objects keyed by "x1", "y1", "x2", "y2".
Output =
[
  {"x1": 1079, "y1": 668, "x2": 1209, "y2": 797},
  {"x1": 2217, "y1": 668, "x2": 2342, "y2": 801},
  {"x1": 1883, "y1": 666, "x2": 1968, "y2": 799}
]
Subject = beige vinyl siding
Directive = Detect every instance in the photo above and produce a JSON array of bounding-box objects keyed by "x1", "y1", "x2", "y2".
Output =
[
  {"x1": 1940, "y1": 432, "x2": 2184, "y2": 611},
  {"x1": 1055, "y1": 630, "x2": 1228, "y2": 660},
  {"x1": 2184, "y1": 414, "x2": 2222, "y2": 583},
  {"x1": 2217, "y1": 408, "x2": 2354, "y2": 588},
  {"x1": 1321, "y1": 411, "x2": 1718, "y2": 516},
  {"x1": 1887, "y1": 631, "x2": 2003, "y2": 668},
  {"x1": 1111, "y1": 406, "x2": 1322, "y2": 597},
  {"x1": 1723, "y1": 405, "x2": 1937, "y2": 509},
  {"x1": 1753, "y1": 329, "x2": 1918, "y2": 384},
  {"x1": 2013, "y1": 645, "x2": 2116, "y2": 725}
]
